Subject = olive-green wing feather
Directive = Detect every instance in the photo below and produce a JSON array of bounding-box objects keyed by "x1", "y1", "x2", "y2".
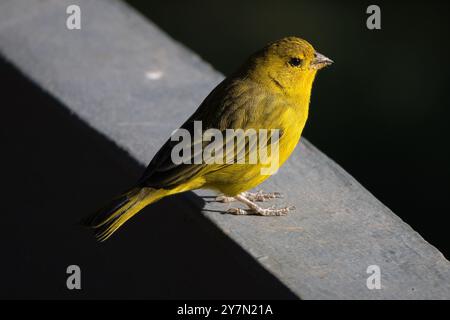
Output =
[{"x1": 137, "y1": 78, "x2": 252, "y2": 189}]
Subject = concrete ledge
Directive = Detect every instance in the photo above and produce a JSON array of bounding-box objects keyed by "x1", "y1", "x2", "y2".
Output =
[{"x1": 1, "y1": 0, "x2": 449, "y2": 299}]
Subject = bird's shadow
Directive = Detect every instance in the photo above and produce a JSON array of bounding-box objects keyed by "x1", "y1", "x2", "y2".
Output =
[{"x1": 0, "y1": 58, "x2": 298, "y2": 299}]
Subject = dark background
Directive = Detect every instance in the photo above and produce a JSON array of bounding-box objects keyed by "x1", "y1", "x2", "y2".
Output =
[
  {"x1": 1, "y1": 0, "x2": 449, "y2": 299},
  {"x1": 125, "y1": 0, "x2": 450, "y2": 258}
]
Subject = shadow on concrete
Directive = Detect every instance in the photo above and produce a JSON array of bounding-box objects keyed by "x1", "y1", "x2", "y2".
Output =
[{"x1": 0, "y1": 58, "x2": 298, "y2": 299}]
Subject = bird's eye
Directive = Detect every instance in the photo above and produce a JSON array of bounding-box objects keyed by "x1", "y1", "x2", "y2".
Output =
[{"x1": 289, "y1": 57, "x2": 303, "y2": 67}]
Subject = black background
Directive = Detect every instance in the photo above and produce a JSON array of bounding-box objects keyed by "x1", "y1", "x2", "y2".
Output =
[{"x1": 1, "y1": 0, "x2": 449, "y2": 299}]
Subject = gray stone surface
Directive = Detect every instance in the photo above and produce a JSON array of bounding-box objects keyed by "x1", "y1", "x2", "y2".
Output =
[{"x1": 1, "y1": 0, "x2": 449, "y2": 299}]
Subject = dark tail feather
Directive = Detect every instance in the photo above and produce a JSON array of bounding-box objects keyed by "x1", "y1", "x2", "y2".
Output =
[
  {"x1": 81, "y1": 191, "x2": 132, "y2": 227},
  {"x1": 81, "y1": 187, "x2": 166, "y2": 241},
  {"x1": 81, "y1": 187, "x2": 140, "y2": 241}
]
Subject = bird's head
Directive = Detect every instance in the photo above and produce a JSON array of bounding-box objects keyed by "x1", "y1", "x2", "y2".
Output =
[{"x1": 246, "y1": 37, "x2": 332, "y2": 96}]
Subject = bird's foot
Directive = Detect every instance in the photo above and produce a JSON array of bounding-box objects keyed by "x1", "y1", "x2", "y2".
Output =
[
  {"x1": 244, "y1": 190, "x2": 283, "y2": 202},
  {"x1": 215, "y1": 195, "x2": 236, "y2": 203},
  {"x1": 215, "y1": 190, "x2": 282, "y2": 203},
  {"x1": 226, "y1": 193, "x2": 294, "y2": 216},
  {"x1": 227, "y1": 205, "x2": 294, "y2": 216}
]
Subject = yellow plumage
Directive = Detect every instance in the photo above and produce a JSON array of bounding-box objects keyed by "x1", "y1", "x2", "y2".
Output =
[{"x1": 82, "y1": 36, "x2": 332, "y2": 241}]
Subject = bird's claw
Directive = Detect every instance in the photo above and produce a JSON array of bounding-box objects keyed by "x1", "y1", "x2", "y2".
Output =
[
  {"x1": 226, "y1": 207, "x2": 247, "y2": 215},
  {"x1": 215, "y1": 195, "x2": 236, "y2": 203},
  {"x1": 244, "y1": 190, "x2": 283, "y2": 202},
  {"x1": 226, "y1": 205, "x2": 295, "y2": 216}
]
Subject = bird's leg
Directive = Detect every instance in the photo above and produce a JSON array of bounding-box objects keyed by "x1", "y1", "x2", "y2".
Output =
[
  {"x1": 227, "y1": 193, "x2": 294, "y2": 216},
  {"x1": 244, "y1": 190, "x2": 283, "y2": 202}
]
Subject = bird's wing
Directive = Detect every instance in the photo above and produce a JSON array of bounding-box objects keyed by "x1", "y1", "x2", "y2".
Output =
[{"x1": 137, "y1": 78, "x2": 252, "y2": 189}]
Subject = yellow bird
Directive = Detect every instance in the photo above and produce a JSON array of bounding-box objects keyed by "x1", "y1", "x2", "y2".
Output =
[{"x1": 82, "y1": 37, "x2": 332, "y2": 241}]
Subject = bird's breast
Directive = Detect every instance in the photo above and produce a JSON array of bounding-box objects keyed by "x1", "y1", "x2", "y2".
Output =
[{"x1": 276, "y1": 103, "x2": 308, "y2": 166}]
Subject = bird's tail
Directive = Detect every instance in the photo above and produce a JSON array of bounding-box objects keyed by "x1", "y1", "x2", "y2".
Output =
[{"x1": 81, "y1": 187, "x2": 167, "y2": 241}]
